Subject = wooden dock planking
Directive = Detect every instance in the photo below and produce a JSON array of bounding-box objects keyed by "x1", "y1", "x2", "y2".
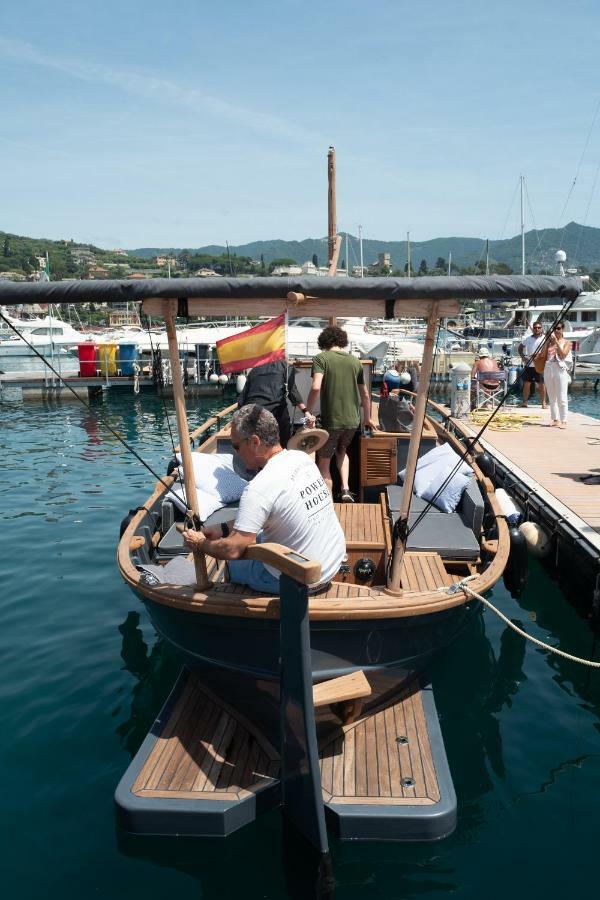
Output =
[
  {"x1": 319, "y1": 685, "x2": 440, "y2": 806},
  {"x1": 132, "y1": 671, "x2": 279, "y2": 802},
  {"x1": 460, "y1": 408, "x2": 600, "y2": 545}
]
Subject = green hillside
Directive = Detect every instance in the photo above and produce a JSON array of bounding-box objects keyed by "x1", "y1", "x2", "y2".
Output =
[
  {"x1": 134, "y1": 222, "x2": 600, "y2": 273},
  {"x1": 2, "y1": 221, "x2": 600, "y2": 280}
]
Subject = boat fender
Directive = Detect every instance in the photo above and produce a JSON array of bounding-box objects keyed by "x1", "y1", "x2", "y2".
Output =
[
  {"x1": 236, "y1": 374, "x2": 247, "y2": 393},
  {"x1": 119, "y1": 506, "x2": 149, "y2": 538},
  {"x1": 496, "y1": 488, "x2": 521, "y2": 525},
  {"x1": 475, "y1": 451, "x2": 495, "y2": 478},
  {"x1": 503, "y1": 526, "x2": 528, "y2": 599},
  {"x1": 209, "y1": 373, "x2": 219, "y2": 383},
  {"x1": 218, "y1": 374, "x2": 229, "y2": 385},
  {"x1": 519, "y1": 521, "x2": 552, "y2": 558}
]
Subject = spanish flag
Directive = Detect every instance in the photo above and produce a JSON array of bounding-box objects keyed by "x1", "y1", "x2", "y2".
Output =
[{"x1": 216, "y1": 313, "x2": 286, "y2": 374}]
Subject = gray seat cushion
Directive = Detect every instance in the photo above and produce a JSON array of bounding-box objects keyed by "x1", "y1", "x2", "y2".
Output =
[
  {"x1": 387, "y1": 484, "x2": 440, "y2": 515},
  {"x1": 391, "y1": 509, "x2": 480, "y2": 561},
  {"x1": 457, "y1": 477, "x2": 484, "y2": 534}
]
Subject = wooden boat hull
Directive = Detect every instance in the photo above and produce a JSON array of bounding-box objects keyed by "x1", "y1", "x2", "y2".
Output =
[{"x1": 141, "y1": 592, "x2": 480, "y2": 680}]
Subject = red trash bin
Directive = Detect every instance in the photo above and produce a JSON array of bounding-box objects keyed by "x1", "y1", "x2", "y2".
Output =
[{"x1": 77, "y1": 343, "x2": 97, "y2": 377}]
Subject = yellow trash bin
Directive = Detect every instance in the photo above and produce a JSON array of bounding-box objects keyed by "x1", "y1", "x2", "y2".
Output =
[{"x1": 98, "y1": 343, "x2": 118, "y2": 376}]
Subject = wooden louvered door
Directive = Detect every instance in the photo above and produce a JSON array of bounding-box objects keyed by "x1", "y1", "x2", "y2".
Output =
[{"x1": 359, "y1": 436, "x2": 397, "y2": 499}]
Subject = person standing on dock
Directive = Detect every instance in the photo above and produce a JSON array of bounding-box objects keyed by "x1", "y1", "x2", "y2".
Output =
[
  {"x1": 544, "y1": 324, "x2": 572, "y2": 429},
  {"x1": 306, "y1": 325, "x2": 375, "y2": 502},
  {"x1": 518, "y1": 321, "x2": 547, "y2": 408}
]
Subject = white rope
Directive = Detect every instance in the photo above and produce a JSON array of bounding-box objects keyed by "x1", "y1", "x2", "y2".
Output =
[
  {"x1": 133, "y1": 361, "x2": 140, "y2": 395},
  {"x1": 442, "y1": 578, "x2": 600, "y2": 668}
]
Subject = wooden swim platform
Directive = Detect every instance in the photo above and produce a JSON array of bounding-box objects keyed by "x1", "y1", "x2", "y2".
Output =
[{"x1": 115, "y1": 668, "x2": 456, "y2": 841}]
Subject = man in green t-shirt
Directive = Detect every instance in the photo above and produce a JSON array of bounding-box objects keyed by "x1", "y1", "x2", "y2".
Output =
[{"x1": 306, "y1": 325, "x2": 375, "y2": 502}]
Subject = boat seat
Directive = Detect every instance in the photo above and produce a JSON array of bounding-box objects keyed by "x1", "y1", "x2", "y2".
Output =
[
  {"x1": 387, "y1": 477, "x2": 484, "y2": 534},
  {"x1": 391, "y1": 508, "x2": 480, "y2": 561}
]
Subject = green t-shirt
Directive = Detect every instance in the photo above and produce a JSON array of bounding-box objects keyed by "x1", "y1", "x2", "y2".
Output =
[{"x1": 312, "y1": 350, "x2": 364, "y2": 430}]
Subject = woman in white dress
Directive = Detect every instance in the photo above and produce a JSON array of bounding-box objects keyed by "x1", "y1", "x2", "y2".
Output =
[{"x1": 543, "y1": 323, "x2": 572, "y2": 429}]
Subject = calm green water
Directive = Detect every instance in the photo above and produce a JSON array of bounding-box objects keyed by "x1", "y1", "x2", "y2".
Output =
[{"x1": 1, "y1": 387, "x2": 600, "y2": 899}]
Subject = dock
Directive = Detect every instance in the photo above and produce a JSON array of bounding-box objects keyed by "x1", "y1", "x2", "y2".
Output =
[
  {"x1": 0, "y1": 371, "x2": 226, "y2": 399},
  {"x1": 453, "y1": 406, "x2": 600, "y2": 611}
]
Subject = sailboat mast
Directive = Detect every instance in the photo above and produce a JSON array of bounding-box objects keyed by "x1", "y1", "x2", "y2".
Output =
[
  {"x1": 359, "y1": 225, "x2": 364, "y2": 277},
  {"x1": 520, "y1": 175, "x2": 525, "y2": 276},
  {"x1": 407, "y1": 231, "x2": 411, "y2": 278},
  {"x1": 327, "y1": 146, "x2": 337, "y2": 269}
]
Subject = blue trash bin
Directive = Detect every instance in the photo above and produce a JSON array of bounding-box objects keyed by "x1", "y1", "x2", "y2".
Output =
[{"x1": 118, "y1": 343, "x2": 139, "y2": 376}]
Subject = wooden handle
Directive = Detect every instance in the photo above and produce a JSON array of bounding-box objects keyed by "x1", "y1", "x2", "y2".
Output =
[{"x1": 245, "y1": 543, "x2": 321, "y2": 585}]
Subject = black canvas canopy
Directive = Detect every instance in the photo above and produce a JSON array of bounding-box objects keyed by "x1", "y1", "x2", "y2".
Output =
[{"x1": 0, "y1": 274, "x2": 584, "y2": 307}]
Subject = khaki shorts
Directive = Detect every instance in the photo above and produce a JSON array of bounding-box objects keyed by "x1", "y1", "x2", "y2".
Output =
[{"x1": 317, "y1": 427, "x2": 357, "y2": 459}]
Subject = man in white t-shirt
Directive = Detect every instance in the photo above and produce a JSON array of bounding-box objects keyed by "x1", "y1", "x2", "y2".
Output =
[
  {"x1": 183, "y1": 404, "x2": 346, "y2": 593},
  {"x1": 518, "y1": 321, "x2": 547, "y2": 408}
]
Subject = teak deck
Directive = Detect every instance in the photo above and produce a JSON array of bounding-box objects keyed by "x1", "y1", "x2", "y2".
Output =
[
  {"x1": 131, "y1": 674, "x2": 279, "y2": 802},
  {"x1": 319, "y1": 686, "x2": 440, "y2": 805},
  {"x1": 115, "y1": 669, "x2": 457, "y2": 841}
]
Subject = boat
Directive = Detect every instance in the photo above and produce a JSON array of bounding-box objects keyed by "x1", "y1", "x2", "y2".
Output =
[
  {"x1": 0, "y1": 271, "x2": 584, "y2": 854},
  {"x1": 0, "y1": 312, "x2": 89, "y2": 356}
]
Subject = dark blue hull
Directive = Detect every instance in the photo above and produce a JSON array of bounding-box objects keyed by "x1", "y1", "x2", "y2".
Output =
[{"x1": 141, "y1": 594, "x2": 480, "y2": 680}]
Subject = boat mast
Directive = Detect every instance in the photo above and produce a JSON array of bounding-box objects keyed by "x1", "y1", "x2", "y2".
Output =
[
  {"x1": 407, "y1": 232, "x2": 411, "y2": 278},
  {"x1": 520, "y1": 175, "x2": 525, "y2": 275},
  {"x1": 164, "y1": 301, "x2": 210, "y2": 589},
  {"x1": 327, "y1": 146, "x2": 337, "y2": 270},
  {"x1": 359, "y1": 225, "x2": 364, "y2": 277},
  {"x1": 386, "y1": 303, "x2": 440, "y2": 594},
  {"x1": 327, "y1": 146, "x2": 340, "y2": 324}
]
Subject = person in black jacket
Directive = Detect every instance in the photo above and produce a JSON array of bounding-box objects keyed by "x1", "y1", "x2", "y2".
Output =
[{"x1": 238, "y1": 360, "x2": 315, "y2": 446}]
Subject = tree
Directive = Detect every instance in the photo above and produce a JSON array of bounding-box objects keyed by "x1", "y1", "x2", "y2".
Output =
[
  {"x1": 312, "y1": 253, "x2": 319, "y2": 268},
  {"x1": 260, "y1": 253, "x2": 266, "y2": 276},
  {"x1": 2, "y1": 236, "x2": 10, "y2": 257},
  {"x1": 418, "y1": 259, "x2": 428, "y2": 275},
  {"x1": 435, "y1": 257, "x2": 446, "y2": 270},
  {"x1": 269, "y1": 257, "x2": 298, "y2": 273}
]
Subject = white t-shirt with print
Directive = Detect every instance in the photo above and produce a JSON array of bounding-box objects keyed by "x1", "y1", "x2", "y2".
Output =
[
  {"x1": 521, "y1": 333, "x2": 545, "y2": 368},
  {"x1": 234, "y1": 449, "x2": 346, "y2": 582}
]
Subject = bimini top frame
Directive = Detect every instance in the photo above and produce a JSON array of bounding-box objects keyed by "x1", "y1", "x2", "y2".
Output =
[{"x1": 0, "y1": 274, "x2": 584, "y2": 319}]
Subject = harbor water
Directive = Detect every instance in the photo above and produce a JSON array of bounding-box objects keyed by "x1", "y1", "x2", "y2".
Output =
[{"x1": 1, "y1": 387, "x2": 599, "y2": 899}]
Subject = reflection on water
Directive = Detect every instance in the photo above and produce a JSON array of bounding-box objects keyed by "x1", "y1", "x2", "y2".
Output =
[{"x1": 116, "y1": 611, "x2": 180, "y2": 757}]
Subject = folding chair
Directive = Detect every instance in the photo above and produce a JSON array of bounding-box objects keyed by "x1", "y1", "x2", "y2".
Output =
[{"x1": 473, "y1": 370, "x2": 507, "y2": 410}]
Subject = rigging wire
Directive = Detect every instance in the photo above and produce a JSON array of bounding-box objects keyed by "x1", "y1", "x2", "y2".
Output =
[
  {"x1": 556, "y1": 97, "x2": 600, "y2": 238},
  {"x1": 573, "y1": 155, "x2": 600, "y2": 267},
  {"x1": 0, "y1": 311, "x2": 179, "y2": 496}
]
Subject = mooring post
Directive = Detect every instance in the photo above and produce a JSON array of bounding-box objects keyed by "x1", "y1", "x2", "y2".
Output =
[{"x1": 279, "y1": 572, "x2": 329, "y2": 856}]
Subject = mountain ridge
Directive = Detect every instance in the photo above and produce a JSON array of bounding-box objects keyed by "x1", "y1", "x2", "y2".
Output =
[{"x1": 128, "y1": 222, "x2": 600, "y2": 272}]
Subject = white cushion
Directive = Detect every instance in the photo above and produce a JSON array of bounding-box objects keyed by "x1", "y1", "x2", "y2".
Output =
[
  {"x1": 175, "y1": 452, "x2": 247, "y2": 503},
  {"x1": 400, "y1": 443, "x2": 472, "y2": 513},
  {"x1": 165, "y1": 483, "x2": 224, "y2": 518}
]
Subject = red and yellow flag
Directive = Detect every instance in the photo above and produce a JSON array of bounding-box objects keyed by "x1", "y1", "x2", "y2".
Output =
[{"x1": 216, "y1": 313, "x2": 286, "y2": 374}]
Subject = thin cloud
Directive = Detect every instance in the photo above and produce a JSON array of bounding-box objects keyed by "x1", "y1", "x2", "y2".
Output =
[{"x1": 0, "y1": 35, "x2": 324, "y2": 144}]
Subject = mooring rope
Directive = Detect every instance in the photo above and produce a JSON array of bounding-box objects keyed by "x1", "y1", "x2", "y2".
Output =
[{"x1": 442, "y1": 577, "x2": 600, "y2": 668}]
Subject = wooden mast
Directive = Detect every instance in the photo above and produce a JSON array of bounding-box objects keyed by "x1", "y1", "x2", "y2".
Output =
[
  {"x1": 164, "y1": 300, "x2": 210, "y2": 589},
  {"x1": 327, "y1": 146, "x2": 340, "y2": 325},
  {"x1": 327, "y1": 146, "x2": 337, "y2": 269},
  {"x1": 386, "y1": 303, "x2": 440, "y2": 594}
]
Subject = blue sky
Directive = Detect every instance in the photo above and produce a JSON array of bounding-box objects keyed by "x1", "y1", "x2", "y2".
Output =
[{"x1": 1, "y1": 0, "x2": 599, "y2": 249}]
